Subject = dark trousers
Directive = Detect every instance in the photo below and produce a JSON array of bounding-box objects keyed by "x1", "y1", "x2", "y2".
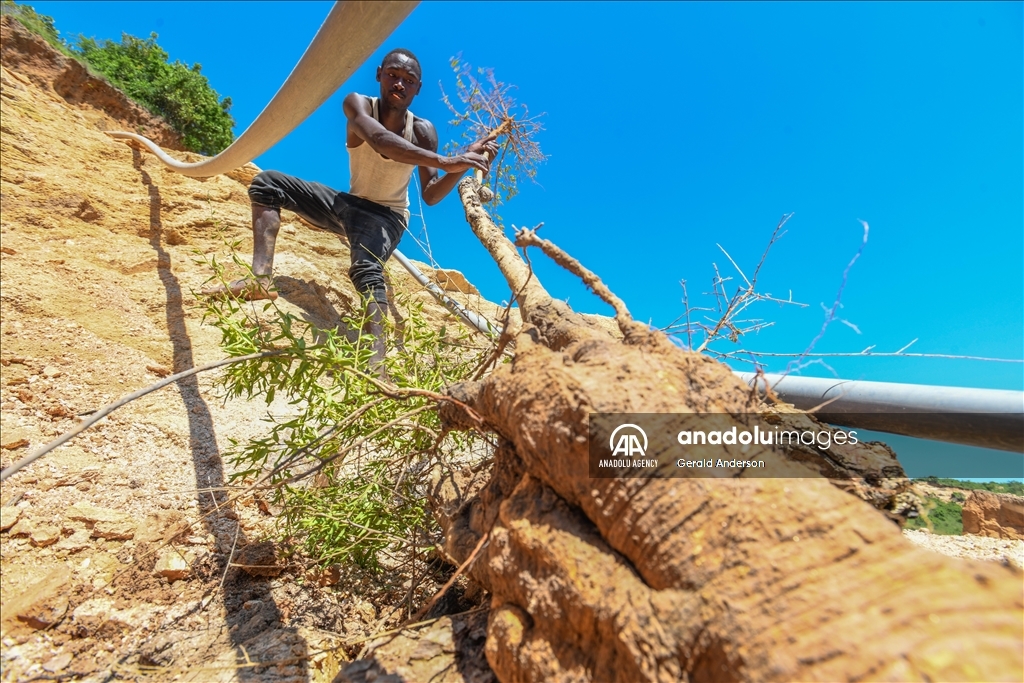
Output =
[{"x1": 248, "y1": 170, "x2": 406, "y2": 305}]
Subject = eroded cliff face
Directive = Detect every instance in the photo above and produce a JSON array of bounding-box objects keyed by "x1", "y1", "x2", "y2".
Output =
[
  {"x1": 963, "y1": 490, "x2": 1024, "y2": 541},
  {"x1": 0, "y1": 16, "x2": 184, "y2": 153}
]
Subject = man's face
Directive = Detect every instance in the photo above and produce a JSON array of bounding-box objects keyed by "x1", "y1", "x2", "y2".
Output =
[{"x1": 376, "y1": 54, "x2": 422, "y2": 108}]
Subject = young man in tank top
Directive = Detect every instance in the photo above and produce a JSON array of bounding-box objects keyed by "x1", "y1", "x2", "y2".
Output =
[{"x1": 205, "y1": 48, "x2": 494, "y2": 371}]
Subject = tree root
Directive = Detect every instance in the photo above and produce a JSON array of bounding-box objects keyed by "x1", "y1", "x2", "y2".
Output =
[
  {"x1": 513, "y1": 223, "x2": 648, "y2": 341},
  {"x1": 438, "y1": 182, "x2": 1024, "y2": 682}
]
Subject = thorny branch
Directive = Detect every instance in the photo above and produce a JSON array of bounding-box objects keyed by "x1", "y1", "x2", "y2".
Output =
[{"x1": 661, "y1": 213, "x2": 807, "y2": 353}]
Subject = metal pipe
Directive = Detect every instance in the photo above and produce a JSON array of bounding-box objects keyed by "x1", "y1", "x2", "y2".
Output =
[
  {"x1": 737, "y1": 372, "x2": 1024, "y2": 453},
  {"x1": 391, "y1": 249, "x2": 499, "y2": 338}
]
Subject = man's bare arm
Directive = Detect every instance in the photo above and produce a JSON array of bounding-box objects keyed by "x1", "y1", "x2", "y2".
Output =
[{"x1": 343, "y1": 93, "x2": 487, "y2": 175}]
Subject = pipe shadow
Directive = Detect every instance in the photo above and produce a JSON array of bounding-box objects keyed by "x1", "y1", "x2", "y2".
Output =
[{"x1": 130, "y1": 147, "x2": 308, "y2": 680}]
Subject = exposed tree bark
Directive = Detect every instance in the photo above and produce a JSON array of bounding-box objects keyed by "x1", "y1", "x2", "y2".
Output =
[
  {"x1": 457, "y1": 181, "x2": 608, "y2": 351},
  {"x1": 439, "y1": 177, "x2": 1023, "y2": 682}
]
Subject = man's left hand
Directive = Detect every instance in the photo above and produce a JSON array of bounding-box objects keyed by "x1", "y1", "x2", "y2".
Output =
[{"x1": 467, "y1": 139, "x2": 500, "y2": 171}]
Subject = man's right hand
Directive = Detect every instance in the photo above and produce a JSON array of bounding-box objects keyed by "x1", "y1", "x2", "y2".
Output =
[{"x1": 440, "y1": 152, "x2": 490, "y2": 175}]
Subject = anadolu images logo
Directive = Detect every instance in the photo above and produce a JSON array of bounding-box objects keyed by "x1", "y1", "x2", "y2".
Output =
[{"x1": 609, "y1": 424, "x2": 648, "y2": 457}]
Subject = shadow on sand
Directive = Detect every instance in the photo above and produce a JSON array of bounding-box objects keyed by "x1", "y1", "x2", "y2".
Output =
[{"x1": 131, "y1": 148, "x2": 308, "y2": 681}]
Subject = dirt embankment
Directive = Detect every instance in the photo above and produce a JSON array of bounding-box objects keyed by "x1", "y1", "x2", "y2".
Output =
[
  {"x1": 0, "y1": 16, "x2": 184, "y2": 152},
  {"x1": 1, "y1": 15, "x2": 497, "y2": 682},
  {"x1": 962, "y1": 489, "x2": 1024, "y2": 540}
]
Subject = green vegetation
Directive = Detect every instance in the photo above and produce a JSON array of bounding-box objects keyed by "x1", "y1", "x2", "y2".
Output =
[
  {"x1": 201, "y1": 252, "x2": 496, "y2": 571},
  {"x1": 2, "y1": 1, "x2": 235, "y2": 155},
  {"x1": 77, "y1": 33, "x2": 234, "y2": 155},
  {"x1": 905, "y1": 496, "x2": 963, "y2": 535},
  {"x1": 915, "y1": 477, "x2": 1024, "y2": 496},
  {"x1": 441, "y1": 55, "x2": 546, "y2": 209},
  {"x1": 1, "y1": 0, "x2": 72, "y2": 56}
]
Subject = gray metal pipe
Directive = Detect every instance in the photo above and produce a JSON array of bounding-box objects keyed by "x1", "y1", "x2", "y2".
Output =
[
  {"x1": 737, "y1": 372, "x2": 1024, "y2": 453},
  {"x1": 391, "y1": 249, "x2": 499, "y2": 338}
]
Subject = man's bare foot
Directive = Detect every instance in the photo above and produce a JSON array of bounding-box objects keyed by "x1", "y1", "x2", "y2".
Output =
[{"x1": 201, "y1": 277, "x2": 278, "y2": 301}]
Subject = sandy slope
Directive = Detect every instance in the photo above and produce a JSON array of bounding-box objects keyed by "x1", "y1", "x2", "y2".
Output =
[{"x1": 1, "y1": 17, "x2": 500, "y2": 682}]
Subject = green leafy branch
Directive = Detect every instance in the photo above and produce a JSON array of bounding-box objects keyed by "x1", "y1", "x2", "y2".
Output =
[{"x1": 198, "y1": 251, "x2": 494, "y2": 570}]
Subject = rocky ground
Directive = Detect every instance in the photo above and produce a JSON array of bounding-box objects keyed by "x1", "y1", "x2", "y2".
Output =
[
  {"x1": 902, "y1": 481, "x2": 1024, "y2": 567},
  {"x1": 902, "y1": 529, "x2": 1023, "y2": 569},
  {"x1": 1, "y1": 14, "x2": 1020, "y2": 683}
]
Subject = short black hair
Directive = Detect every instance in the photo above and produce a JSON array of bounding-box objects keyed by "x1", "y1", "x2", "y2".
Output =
[{"x1": 381, "y1": 48, "x2": 421, "y2": 76}]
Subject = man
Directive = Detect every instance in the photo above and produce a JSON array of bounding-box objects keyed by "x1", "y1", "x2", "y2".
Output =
[{"x1": 207, "y1": 48, "x2": 494, "y2": 369}]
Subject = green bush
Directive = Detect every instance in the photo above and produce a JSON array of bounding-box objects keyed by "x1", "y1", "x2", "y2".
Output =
[
  {"x1": 916, "y1": 477, "x2": 1024, "y2": 496},
  {"x1": 4, "y1": 2, "x2": 234, "y2": 155},
  {"x1": 75, "y1": 32, "x2": 234, "y2": 155},
  {"x1": 905, "y1": 496, "x2": 963, "y2": 535},
  {"x1": 200, "y1": 250, "x2": 495, "y2": 571},
  {"x1": 0, "y1": 0, "x2": 72, "y2": 56}
]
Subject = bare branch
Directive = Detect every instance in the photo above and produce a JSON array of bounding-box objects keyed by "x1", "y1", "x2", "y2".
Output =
[
  {"x1": 895, "y1": 338, "x2": 919, "y2": 354},
  {"x1": 0, "y1": 350, "x2": 283, "y2": 482},
  {"x1": 717, "y1": 243, "x2": 752, "y2": 289},
  {"x1": 719, "y1": 349, "x2": 1023, "y2": 363},
  {"x1": 783, "y1": 219, "x2": 869, "y2": 375}
]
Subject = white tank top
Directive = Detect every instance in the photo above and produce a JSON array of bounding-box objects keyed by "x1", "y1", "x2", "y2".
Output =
[{"x1": 347, "y1": 96, "x2": 416, "y2": 220}]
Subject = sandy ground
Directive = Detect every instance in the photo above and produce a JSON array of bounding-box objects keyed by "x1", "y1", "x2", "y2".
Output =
[
  {"x1": 902, "y1": 529, "x2": 1023, "y2": 569},
  {"x1": 0, "y1": 29, "x2": 501, "y2": 680}
]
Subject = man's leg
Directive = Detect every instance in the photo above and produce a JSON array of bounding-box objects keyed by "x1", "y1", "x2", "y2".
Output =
[
  {"x1": 364, "y1": 299, "x2": 389, "y2": 375},
  {"x1": 205, "y1": 203, "x2": 281, "y2": 299},
  {"x1": 334, "y1": 194, "x2": 407, "y2": 374},
  {"x1": 203, "y1": 170, "x2": 343, "y2": 300}
]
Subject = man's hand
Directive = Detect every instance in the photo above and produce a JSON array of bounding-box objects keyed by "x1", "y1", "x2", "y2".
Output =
[
  {"x1": 440, "y1": 152, "x2": 490, "y2": 175},
  {"x1": 467, "y1": 138, "x2": 500, "y2": 162},
  {"x1": 440, "y1": 139, "x2": 499, "y2": 176},
  {"x1": 419, "y1": 135, "x2": 499, "y2": 205}
]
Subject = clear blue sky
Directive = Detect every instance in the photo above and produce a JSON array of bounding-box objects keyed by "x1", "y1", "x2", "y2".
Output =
[{"x1": 29, "y1": 1, "x2": 1024, "y2": 401}]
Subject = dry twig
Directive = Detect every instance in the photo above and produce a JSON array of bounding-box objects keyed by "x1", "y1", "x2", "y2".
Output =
[
  {"x1": 514, "y1": 223, "x2": 647, "y2": 339},
  {"x1": 0, "y1": 350, "x2": 283, "y2": 482}
]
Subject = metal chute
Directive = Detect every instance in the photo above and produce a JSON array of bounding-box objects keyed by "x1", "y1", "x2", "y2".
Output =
[{"x1": 106, "y1": 1, "x2": 418, "y2": 177}]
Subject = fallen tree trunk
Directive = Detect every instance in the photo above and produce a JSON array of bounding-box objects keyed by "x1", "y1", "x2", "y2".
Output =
[{"x1": 435, "y1": 179, "x2": 1023, "y2": 682}]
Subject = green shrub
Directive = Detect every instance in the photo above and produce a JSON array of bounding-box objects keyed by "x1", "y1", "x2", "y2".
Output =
[
  {"x1": 0, "y1": 0, "x2": 72, "y2": 56},
  {"x1": 76, "y1": 32, "x2": 235, "y2": 155},
  {"x1": 915, "y1": 477, "x2": 1024, "y2": 496},
  {"x1": 3, "y1": 2, "x2": 235, "y2": 155},
  {"x1": 905, "y1": 496, "x2": 963, "y2": 535},
  {"x1": 200, "y1": 250, "x2": 495, "y2": 571}
]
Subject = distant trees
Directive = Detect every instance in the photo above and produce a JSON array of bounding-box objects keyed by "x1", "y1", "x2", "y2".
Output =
[
  {"x1": 2, "y1": 1, "x2": 235, "y2": 155},
  {"x1": 77, "y1": 33, "x2": 235, "y2": 156}
]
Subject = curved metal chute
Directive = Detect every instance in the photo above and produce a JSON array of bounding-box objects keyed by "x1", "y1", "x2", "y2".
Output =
[{"x1": 106, "y1": 1, "x2": 418, "y2": 176}]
